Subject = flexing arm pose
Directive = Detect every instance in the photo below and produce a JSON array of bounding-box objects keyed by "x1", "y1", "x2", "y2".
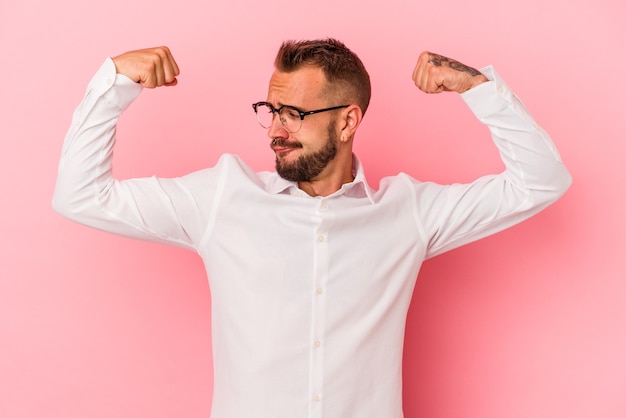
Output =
[{"x1": 53, "y1": 41, "x2": 570, "y2": 418}]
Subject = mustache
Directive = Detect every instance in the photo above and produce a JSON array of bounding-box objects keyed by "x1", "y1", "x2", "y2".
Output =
[{"x1": 271, "y1": 138, "x2": 303, "y2": 149}]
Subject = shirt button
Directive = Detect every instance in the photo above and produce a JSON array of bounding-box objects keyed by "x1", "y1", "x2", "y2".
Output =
[
  {"x1": 106, "y1": 78, "x2": 113, "y2": 86},
  {"x1": 314, "y1": 340, "x2": 321, "y2": 347},
  {"x1": 320, "y1": 201, "x2": 328, "y2": 209},
  {"x1": 313, "y1": 394, "x2": 321, "y2": 402},
  {"x1": 316, "y1": 287, "x2": 324, "y2": 295},
  {"x1": 317, "y1": 235, "x2": 325, "y2": 243},
  {"x1": 497, "y1": 85, "x2": 504, "y2": 94}
]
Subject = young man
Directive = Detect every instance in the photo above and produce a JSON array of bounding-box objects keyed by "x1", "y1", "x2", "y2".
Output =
[{"x1": 53, "y1": 39, "x2": 571, "y2": 418}]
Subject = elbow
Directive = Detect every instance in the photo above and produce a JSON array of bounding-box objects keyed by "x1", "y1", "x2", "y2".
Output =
[
  {"x1": 551, "y1": 164, "x2": 573, "y2": 201},
  {"x1": 533, "y1": 164, "x2": 573, "y2": 208},
  {"x1": 51, "y1": 189, "x2": 75, "y2": 221},
  {"x1": 51, "y1": 182, "x2": 88, "y2": 222}
]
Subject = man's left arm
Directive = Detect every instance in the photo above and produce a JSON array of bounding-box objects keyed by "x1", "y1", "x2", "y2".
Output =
[{"x1": 411, "y1": 52, "x2": 572, "y2": 258}]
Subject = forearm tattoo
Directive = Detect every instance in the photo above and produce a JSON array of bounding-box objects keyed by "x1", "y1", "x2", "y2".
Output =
[{"x1": 428, "y1": 53, "x2": 481, "y2": 77}]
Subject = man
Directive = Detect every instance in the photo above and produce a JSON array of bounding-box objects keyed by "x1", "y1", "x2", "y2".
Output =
[{"x1": 53, "y1": 39, "x2": 571, "y2": 418}]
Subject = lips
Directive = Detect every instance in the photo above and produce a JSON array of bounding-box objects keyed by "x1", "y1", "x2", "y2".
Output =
[{"x1": 271, "y1": 140, "x2": 302, "y2": 154}]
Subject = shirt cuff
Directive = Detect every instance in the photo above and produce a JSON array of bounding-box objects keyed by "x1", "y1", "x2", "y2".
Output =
[
  {"x1": 460, "y1": 65, "x2": 517, "y2": 119},
  {"x1": 87, "y1": 57, "x2": 143, "y2": 111}
]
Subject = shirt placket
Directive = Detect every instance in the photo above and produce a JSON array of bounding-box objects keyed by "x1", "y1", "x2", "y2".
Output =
[{"x1": 309, "y1": 198, "x2": 332, "y2": 418}]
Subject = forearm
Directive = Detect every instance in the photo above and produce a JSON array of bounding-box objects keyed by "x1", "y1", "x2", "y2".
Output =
[{"x1": 53, "y1": 58, "x2": 142, "y2": 225}]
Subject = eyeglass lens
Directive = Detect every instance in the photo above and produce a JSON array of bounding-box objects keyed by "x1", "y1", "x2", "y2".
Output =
[{"x1": 255, "y1": 103, "x2": 302, "y2": 132}]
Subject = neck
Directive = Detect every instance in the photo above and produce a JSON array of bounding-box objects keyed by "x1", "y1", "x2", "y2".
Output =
[
  {"x1": 298, "y1": 153, "x2": 355, "y2": 197},
  {"x1": 298, "y1": 173, "x2": 354, "y2": 197}
]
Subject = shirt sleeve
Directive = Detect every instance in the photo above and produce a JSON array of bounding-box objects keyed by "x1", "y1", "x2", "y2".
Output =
[
  {"x1": 52, "y1": 58, "x2": 220, "y2": 251},
  {"x1": 411, "y1": 66, "x2": 572, "y2": 259}
]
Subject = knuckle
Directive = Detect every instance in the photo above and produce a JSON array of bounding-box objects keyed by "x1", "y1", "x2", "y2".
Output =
[
  {"x1": 157, "y1": 46, "x2": 171, "y2": 58},
  {"x1": 143, "y1": 60, "x2": 158, "y2": 73}
]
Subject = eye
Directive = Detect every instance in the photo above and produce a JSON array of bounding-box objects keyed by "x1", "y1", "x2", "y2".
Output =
[{"x1": 283, "y1": 107, "x2": 301, "y2": 120}]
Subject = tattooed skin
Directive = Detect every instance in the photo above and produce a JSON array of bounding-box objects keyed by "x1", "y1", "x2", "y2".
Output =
[{"x1": 428, "y1": 53, "x2": 482, "y2": 77}]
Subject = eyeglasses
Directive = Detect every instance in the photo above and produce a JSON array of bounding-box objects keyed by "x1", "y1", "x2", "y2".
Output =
[{"x1": 252, "y1": 101, "x2": 349, "y2": 133}]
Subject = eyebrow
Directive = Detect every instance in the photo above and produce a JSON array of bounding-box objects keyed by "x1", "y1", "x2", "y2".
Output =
[{"x1": 275, "y1": 102, "x2": 306, "y2": 113}]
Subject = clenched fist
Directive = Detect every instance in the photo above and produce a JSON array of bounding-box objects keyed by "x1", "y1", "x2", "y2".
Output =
[
  {"x1": 412, "y1": 51, "x2": 488, "y2": 94},
  {"x1": 112, "y1": 46, "x2": 180, "y2": 88}
]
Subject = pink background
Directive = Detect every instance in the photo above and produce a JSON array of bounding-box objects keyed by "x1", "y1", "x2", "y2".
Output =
[{"x1": 1, "y1": 0, "x2": 625, "y2": 417}]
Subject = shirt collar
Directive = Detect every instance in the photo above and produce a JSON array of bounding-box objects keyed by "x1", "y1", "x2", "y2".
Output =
[{"x1": 265, "y1": 154, "x2": 376, "y2": 204}]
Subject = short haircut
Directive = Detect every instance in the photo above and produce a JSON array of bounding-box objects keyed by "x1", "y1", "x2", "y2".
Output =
[{"x1": 274, "y1": 38, "x2": 371, "y2": 115}]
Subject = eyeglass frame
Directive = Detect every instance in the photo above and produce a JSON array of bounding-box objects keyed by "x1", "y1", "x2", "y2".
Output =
[{"x1": 252, "y1": 101, "x2": 350, "y2": 132}]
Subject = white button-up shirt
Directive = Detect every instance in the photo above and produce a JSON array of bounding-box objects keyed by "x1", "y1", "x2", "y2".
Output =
[{"x1": 53, "y1": 58, "x2": 571, "y2": 418}]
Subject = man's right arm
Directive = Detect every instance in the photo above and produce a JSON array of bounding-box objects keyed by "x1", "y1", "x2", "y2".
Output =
[{"x1": 52, "y1": 47, "x2": 212, "y2": 251}]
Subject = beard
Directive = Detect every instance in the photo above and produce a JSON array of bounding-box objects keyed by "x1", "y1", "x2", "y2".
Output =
[{"x1": 275, "y1": 122, "x2": 339, "y2": 182}]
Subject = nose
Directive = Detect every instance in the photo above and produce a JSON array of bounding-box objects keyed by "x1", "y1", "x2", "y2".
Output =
[{"x1": 267, "y1": 113, "x2": 289, "y2": 139}]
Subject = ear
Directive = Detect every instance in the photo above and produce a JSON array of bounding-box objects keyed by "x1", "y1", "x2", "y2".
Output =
[{"x1": 339, "y1": 104, "x2": 363, "y2": 143}]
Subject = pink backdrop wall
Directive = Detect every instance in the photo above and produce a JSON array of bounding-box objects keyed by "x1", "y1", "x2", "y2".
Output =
[{"x1": 1, "y1": 0, "x2": 624, "y2": 417}]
